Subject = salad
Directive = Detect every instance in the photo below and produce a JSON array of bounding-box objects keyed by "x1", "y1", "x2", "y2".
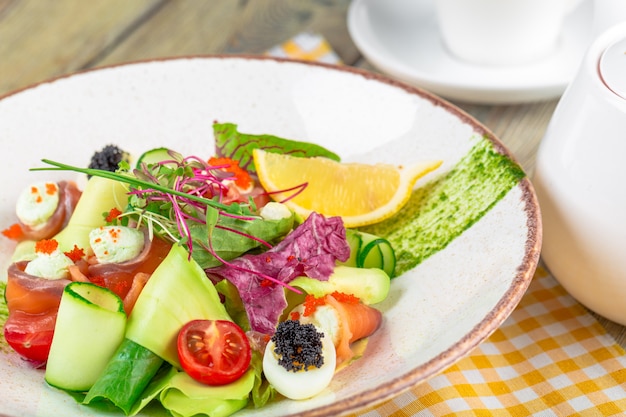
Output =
[{"x1": 0, "y1": 122, "x2": 405, "y2": 417}]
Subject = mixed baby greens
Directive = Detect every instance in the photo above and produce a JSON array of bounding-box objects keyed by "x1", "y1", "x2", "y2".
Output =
[{"x1": 3, "y1": 122, "x2": 395, "y2": 417}]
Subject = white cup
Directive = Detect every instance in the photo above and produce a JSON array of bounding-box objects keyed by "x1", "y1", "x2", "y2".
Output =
[
  {"x1": 533, "y1": 22, "x2": 626, "y2": 325},
  {"x1": 435, "y1": 0, "x2": 581, "y2": 66}
]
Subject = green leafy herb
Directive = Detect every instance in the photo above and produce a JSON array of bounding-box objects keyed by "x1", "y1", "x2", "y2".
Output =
[
  {"x1": 213, "y1": 122, "x2": 340, "y2": 174},
  {"x1": 0, "y1": 282, "x2": 9, "y2": 354},
  {"x1": 83, "y1": 338, "x2": 164, "y2": 415}
]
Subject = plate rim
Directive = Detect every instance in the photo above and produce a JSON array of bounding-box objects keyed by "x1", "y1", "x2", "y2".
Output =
[{"x1": 0, "y1": 54, "x2": 542, "y2": 417}]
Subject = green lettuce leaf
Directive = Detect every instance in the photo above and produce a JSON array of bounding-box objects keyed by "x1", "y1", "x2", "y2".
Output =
[
  {"x1": 189, "y1": 211, "x2": 295, "y2": 269},
  {"x1": 131, "y1": 366, "x2": 255, "y2": 417},
  {"x1": 213, "y1": 122, "x2": 340, "y2": 173},
  {"x1": 83, "y1": 338, "x2": 164, "y2": 415},
  {"x1": 214, "y1": 279, "x2": 250, "y2": 332},
  {"x1": 248, "y1": 350, "x2": 276, "y2": 409}
]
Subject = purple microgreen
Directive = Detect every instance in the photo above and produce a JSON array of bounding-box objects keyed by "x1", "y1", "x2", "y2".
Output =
[{"x1": 267, "y1": 182, "x2": 308, "y2": 203}]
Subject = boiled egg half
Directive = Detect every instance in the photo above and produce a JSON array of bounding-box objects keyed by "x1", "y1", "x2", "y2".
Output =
[{"x1": 263, "y1": 321, "x2": 336, "y2": 400}]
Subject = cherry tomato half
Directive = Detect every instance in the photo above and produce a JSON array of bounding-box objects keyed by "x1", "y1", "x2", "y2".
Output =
[{"x1": 177, "y1": 319, "x2": 251, "y2": 386}]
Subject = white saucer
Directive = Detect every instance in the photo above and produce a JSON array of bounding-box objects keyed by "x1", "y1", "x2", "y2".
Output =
[{"x1": 348, "y1": 0, "x2": 593, "y2": 104}]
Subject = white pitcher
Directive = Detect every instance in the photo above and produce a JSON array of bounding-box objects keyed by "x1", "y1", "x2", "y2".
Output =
[{"x1": 533, "y1": 21, "x2": 626, "y2": 324}]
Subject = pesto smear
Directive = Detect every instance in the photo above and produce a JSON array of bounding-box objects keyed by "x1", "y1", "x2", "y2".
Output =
[
  {"x1": 363, "y1": 135, "x2": 525, "y2": 276},
  {"x1": 0, "y1": 281, "x2": 8, "y2": 353}
]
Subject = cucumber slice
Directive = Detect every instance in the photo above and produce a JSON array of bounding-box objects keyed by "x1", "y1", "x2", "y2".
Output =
[
  {"x1": 45, "y1": 282, "x2": 126, "y2": 392},
  {"x1": 135, "y1": 147, "x2": 175, "y2": 168},
  {"x1": 358, "y1": 237, "x2": 396, "y2": 276},
  {"x1": 342, "y1": 228, "x2": 362, "y2": 267},
  {"x1": 340, "y1": 230, "x2": 396, "y2": 277},
  {"x1": 290, "y1": 265, "x2": 390, "y2": 305}
]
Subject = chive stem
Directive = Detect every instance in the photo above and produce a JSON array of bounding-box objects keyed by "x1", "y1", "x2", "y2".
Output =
[{"x1": 33, "y1": 159, "x2": 231, "y2": 211}]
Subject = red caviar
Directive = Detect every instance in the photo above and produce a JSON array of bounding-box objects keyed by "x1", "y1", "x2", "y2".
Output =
[
  {"x1": 302, "y1": 294, "x2": 327, "y2": 317},
  {"x1": 30, "y1": 182, "x2": 58, "y2": 203},
  {"x1": 89, "y1": 275, "x2": 131, "y2": 300},
  {"x1": 30, "y1": 186, "x2": 42, "y2": 203},
  {"x1": 330, "y1": 291, "x2": 360, "y2": 304},
  {"x1": 107, "y1": 227, "x2": 120, "y2": 241},
  {"x1": 64, "y1": 245, "x2": 85, "y2": 262},
  {"x1": 302, "y1": 291, "x2": 360, "y2": 317},
  {"x1": 105, "y1": 207, "x2": 122, "y2": 223},
  {"x1": 290, "y1": 311, "x2": 301, "y2": 321},
  {"x1": 45, "y1": 182, "x2": 58, "y2": 196},
  {"x1": 89, "y1": 276, "x2": 106, "y2": 289},
  {"x1": 1, "y1": 223, "x2": 24, "y2": 240},
  {"x1": 35, "y1": 239, "x2": 59, "y2": 255},
  {"x1": 208, "y1": 157, "x2": 253, "y2": 190}
]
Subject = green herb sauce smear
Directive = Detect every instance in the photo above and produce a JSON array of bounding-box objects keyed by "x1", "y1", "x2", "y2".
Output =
[
  {"x1": 363, "y1": 135, "x2": 526, "y2": 276},
  {"x1": 0, "y1": 281, "x2": 9, "y2": 353}
]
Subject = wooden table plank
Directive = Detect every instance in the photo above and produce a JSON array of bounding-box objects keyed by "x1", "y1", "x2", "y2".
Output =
[
  {"x1": 219, "y1": 0, "x2": 358, "y2": 62},
  {"x1": 97, "y1": 0, "x2": 358, "y2": 66},
  {"x1": 0, "y1": 0, "x2": 163, "y2": 96},
  {"x1": 95, "y1": 0, "x2": 245, "y2": 65}
]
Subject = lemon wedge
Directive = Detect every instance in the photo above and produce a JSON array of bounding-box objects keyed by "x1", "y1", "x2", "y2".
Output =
[{"x1": 253, "y1": 149, "x2": 442, "y2": 228}]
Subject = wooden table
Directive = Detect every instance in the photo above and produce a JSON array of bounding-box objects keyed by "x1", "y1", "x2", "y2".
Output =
[{"x1": 2, "y1": 0, "x2": 624, "y2": 347}]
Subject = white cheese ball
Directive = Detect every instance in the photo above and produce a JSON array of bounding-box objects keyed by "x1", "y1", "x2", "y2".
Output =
[
  {"x1": 89, "y1": 226, "x2": 145, "y2": 264},
  {"x1": 16, "y1": 182, "x2": 60, "y2": 228},
  {"x1": 259, "y1": 202, "x2": 292, "y2": 221},
  {"x1": 263, "y1": 326, "x2": 336, "y2": 400},
  {"x1": 25, "y1": 250, "x2": 74, "y2": 279}
]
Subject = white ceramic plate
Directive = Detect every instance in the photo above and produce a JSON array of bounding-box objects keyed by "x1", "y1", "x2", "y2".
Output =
[
  {"x1": 0, "y1": 56, "x2": 540, "y2": 417},
  {"x1": 348, "y1": 0, "x2": 593, "y2": 104}
]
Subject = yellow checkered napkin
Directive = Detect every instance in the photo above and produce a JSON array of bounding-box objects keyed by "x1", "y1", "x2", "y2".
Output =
[
  {"x1": 266, "y1": 32, "x2": 342, "y2": 64},
  {"x1": 353, "y1": 267, "x2": 626, "y2": 416}
]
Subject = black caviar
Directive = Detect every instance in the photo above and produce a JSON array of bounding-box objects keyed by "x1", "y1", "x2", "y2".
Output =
[
  {"x1": 88, "y1": 144, "x2": 129, "y2": 174},
  {"x1": 271, "y1": 320, "x2": 325, "y2": 372}
]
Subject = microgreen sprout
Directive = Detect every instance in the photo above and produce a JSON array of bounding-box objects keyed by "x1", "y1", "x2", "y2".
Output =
[
  {"x1": 266, "y1": 182, "x2": 308, "y2": 204},
  {"x1": 33, "y1": 151, "x2": 308, "y2": 294}
]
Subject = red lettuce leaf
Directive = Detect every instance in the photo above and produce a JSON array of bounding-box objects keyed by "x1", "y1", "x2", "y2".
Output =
[{"x1": 206, "y1": 213, "x2": 350, "y2": 334}]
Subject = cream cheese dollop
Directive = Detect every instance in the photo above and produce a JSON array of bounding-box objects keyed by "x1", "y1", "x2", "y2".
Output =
[
  {"x1": 16, "y1": 182, "x2": 60, "y2": 229},
  {"x1": 290, "y1": 304, "x2": 342, "y2": 347},
  {"x1": 89, "y1": 225, "x2": 145, "y2": 264},
  {"x1": 24, "y1": 250, "x2": 74, "y2": 280},
  {"x1": 259, "y1": 202, "x2": 292, "y2": 221}
]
